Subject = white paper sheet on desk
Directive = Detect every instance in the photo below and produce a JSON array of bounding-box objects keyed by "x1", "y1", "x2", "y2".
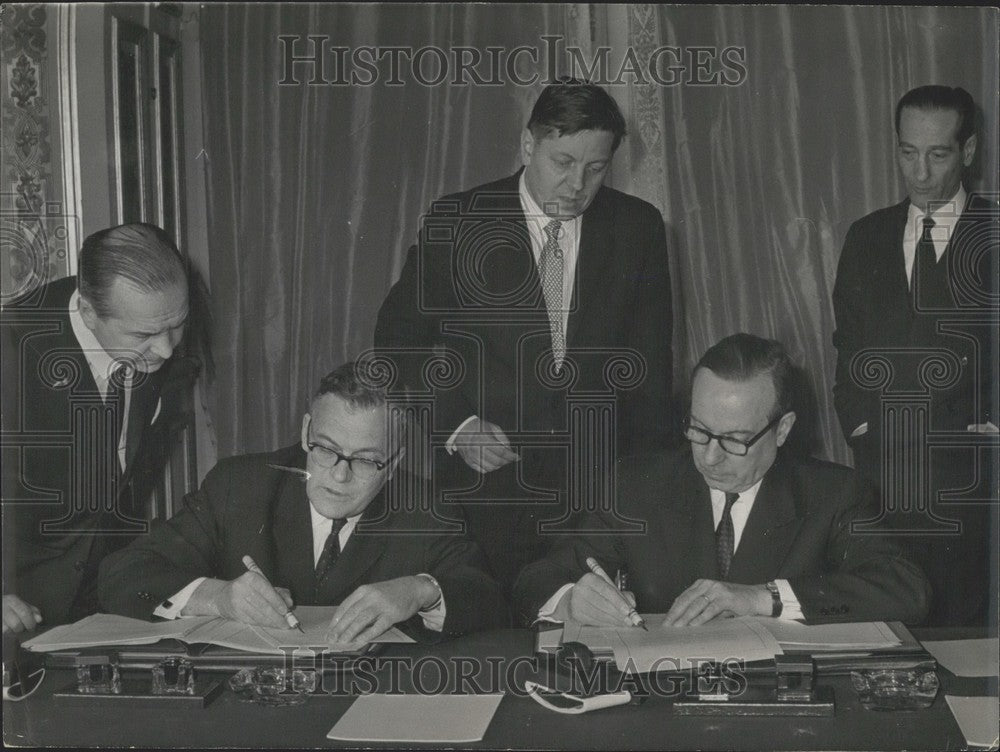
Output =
[
  {"x1": 923, "y1": 638, "x2": 1000, "y2": 677},
  {"x1": 757, "y1": 619, "x2": 901, "y2": 650},
  {"x1": 327, "y1": 693, "x2": 504, "y2": 743},
  {"x1": 23, "y1": 606, "x2": 414, "y2": 654},
  {"x1": 562, "y1": 615, "x2": 782, "y2": 672},
  {"x1": 945, "y1": 696, "x2": 1000, "y2": 748}
]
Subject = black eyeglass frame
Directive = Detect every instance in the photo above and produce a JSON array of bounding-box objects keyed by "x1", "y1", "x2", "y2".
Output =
[
  {"x1": 682, "y1": 413, "x2": 785, "y2": 457},
  {"x1": 305, "y1": 422, "x2": 395, "y2": 479}
]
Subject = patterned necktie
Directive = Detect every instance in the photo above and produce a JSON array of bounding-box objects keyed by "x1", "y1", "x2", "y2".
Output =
[
  {"x1": 716, "y1": 492, "x2": 739, "y2": 579},
  {"x1": 315, "y1": 518, "x2": 348, "y2": 585},
  {"x1": 911, "y1": 216, "x2": 936, "y2": 307},
  {"x1": 539, "y1": 219, "x2": 565, "y2": 368}
]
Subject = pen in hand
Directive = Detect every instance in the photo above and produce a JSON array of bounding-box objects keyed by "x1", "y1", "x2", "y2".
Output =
[
  {"x1": 241, "y1": 555, "x2": 303, "y2": 632},
  {"x1": 585, "y1": 556, "x2": 647, "y2": 630}
]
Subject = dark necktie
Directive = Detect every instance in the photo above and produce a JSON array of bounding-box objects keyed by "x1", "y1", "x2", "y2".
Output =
[
  {"x1": 107, "y1": 364, "x2": 128, "y2": 465},
  {"x1": 539, "y1": 219, "x2": 565, "y2": 368},
  {"x1": 911, "y1": 216, "x2": 937, "y2": 307},
  {"x1": 716, "y1": 492, "x2": 739, "y2": 579},
  {"x1": 315, "y1": 518, "x2": 348, "y2": 585}
]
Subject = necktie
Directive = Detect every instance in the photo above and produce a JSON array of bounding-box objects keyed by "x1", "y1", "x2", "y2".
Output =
[
  {"x1": 107, "y1": 364, "x2": 128, "y2": 465},
  {"x1": 539, "y1": 219, "x2": 565, "y2": 368},
  {"x1": 315, "y1": 518, "x2": 348, "y2": 585},
  {"x1": 716, "y1": 492, "x2": 738, "y2": 579},
  {"x1": 911, "y1": 216, "x2": 936, "y2": 307}
]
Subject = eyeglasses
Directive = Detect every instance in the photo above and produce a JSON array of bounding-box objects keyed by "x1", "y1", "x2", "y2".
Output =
[
  {"x1": 683, "y1": 414, "x2": 783, "y2": 457},
  {"x1": 306, "y1": 430, "x2": 390, "y2": 482}
]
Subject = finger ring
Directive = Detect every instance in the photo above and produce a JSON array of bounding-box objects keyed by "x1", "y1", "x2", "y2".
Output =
[{"x1": 700, "y1": 594, "x2": 710, "y2": 603}]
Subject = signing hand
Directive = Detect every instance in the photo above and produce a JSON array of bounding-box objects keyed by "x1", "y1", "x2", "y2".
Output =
[
  {"x1": 326, "y1": 576, "x2": 439, "y2": 646},
  {"x1": 662, "y1": 579, "x2": 771, "y2": 627},
  {"x1": 453, "y1": 418, "x2": 520, "y2": 473},
  {"x1": 564, "y1": 573, "x2": 637, "y2": 627},
  {"x1": 2, "y1": 594, "x2": 42, "y2": 634},
  {"x1": 185, "y1": 573, "x2": 295, "y2": 628}
]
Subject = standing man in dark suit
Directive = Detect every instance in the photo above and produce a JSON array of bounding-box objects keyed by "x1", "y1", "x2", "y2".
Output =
[
  {"x1": 99, "y1": 362, "x2": 507, "y2": 644},
  {"x1": 375, "y1": 80, "x2": 673, "y2": 593},
  {"x1": 832, "y1": 85, "x2": 999, "y2": 626},
  {"x1": 2, "y1": 223, "x2": 190, "y2": 633},
  {"x1": 514, "y1": 334, "x2": 930, "y2": 628}
]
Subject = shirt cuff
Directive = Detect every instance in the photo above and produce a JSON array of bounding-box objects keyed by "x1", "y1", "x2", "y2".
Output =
[
  {"x1": 415, "y1": 573, "x2": 445, "y2": 632},
  {"x1": 153, "y1": 578, "x2": 207, "y2": 619},
  {"x1": 774, "y1": 578, "x2": 804, "y2": 621},
  {"x1": 533, "y1": 583, "x2": 575, "y2": 625},
  {"x1": 445, "y1": 416, "x2": 479, "y2": 455},
  {"x1": 850, "y1": 422, "x2": 868, "y2": 438}
]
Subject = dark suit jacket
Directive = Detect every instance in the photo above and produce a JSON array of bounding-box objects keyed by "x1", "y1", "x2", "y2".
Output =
[
  {"x1": 512, "y1": 450, "x2": 931, "y2": 626},
  {"x1": 375, "y1": 170, "x2": 673, "y2": 458},
  {"x1": 374, "y1": 171, "x2": 673, "y2": 587},
  {"x1": 97, "y1": 444, "x2": 509, "y2": 638},
  {"x1": 832, "y1": 194, "x2": 998, "y2": 441},
  {"x1": 1, "y1": 277, "x2": 183, "y2": 625}
]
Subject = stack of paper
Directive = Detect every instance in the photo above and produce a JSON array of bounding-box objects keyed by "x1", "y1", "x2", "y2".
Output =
[
  {"x1": 562, "y1": 615, "x2": 782, "y2": 672},
  {"x1": 923, "y1": 638, "x2": 1000, "y2": 677},
  {"x1": 23, "y1": 606, "x2": 413, "y2": 655},
  {"x1": 757, "y1": 619, "x2": 902, "y2": 651},
  {"x1": 945, "y1": 696, "x2": 1000, "y2": 748}
]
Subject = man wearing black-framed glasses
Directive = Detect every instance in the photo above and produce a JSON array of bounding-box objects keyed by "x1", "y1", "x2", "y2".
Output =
[
  {"x1": 98, "y1": 361, "x2": 506, "y2": 646},
  {"x1": 515, "y1": 333, "x2": 931, "y2": 629}
]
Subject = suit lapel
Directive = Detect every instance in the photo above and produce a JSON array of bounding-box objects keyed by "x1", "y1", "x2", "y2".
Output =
[
  {"x1": 728, "y1": 459, "x2": 803, "y2": 584},
  {"x1": 886, "y1": 199, "x2": 913, "y2": 313},
  {"x1": 667, "y1": 458, "x2": 722, "y2": 583},
  {"x1": 314, "y1": 490, "x2": 390, "y2": 604},
  {"x1": 271, "y1": 472, "x2": 317, "y2": 602},
  {"x1": 567, "y1": 189, "x2": 615, "y2": 346}
]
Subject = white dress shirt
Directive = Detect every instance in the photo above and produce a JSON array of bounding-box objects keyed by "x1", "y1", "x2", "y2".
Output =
[
  {"x1": 155, "y1": 503, "x2": 446, "y2": 631},
  {"x1": 68, "y1": 290, "x2": 134, "y2": 471},
  {"x1": 537, "y1": 478, "x2": 804, "y2": 621}
]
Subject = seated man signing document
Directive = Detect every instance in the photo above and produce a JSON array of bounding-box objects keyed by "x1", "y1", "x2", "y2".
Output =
[
  {"x1": 99, "y1": 362, "x2": 507, "y2": 644},
  {"x1": 513, "y1": 334, "x2": 931, "y2": 628}
]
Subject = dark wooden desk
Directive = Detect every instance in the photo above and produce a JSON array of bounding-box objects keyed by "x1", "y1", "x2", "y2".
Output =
[{"x1": 3, "y1": 628, "x2": 993, "y2": 749}]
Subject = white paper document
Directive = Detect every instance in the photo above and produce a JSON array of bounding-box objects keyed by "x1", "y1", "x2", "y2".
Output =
[
  {"x1": 561, "y1": 615, "x2": 783, "y2": 672},
  {"x1": 758, "y1": 619, "x2": 901, "y2": 650},
  {"x1": 945, "y1": 696, "x2": 1000, "y2": 748},
  {"x1": 327, "y1": 693, "x2": 505, "y2": 743},
  {"x1": 23, "y1": 606, "x2": 414, "y2": 654},
  {"x1": 923, "y1": 638, "x2": 1000, "y2": 678}
]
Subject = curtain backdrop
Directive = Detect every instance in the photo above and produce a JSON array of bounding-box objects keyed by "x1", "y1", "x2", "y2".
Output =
[{"x1": 200, "y1": 4, "x2": 998, "y2": 462}]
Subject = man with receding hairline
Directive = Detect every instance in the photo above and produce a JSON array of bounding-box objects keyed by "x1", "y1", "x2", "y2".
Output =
[
  {"x1": 2, "y1": 223, "x2": 192, "y2": 633},
  {"x1": 514, "y1": 334, "x2": 930, "y2": 629},
  {"x1": 832, "y1": 85, "x2": 999, "y2": 626}
]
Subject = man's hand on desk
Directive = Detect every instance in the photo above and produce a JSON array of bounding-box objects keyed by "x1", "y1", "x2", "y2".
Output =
[
  {"x1": 183, "y1": 573, "x2": 295, "y2": 629},
  {"x1": 560, "y1": 573, "x2": 637, "y2": 627},
  {"x1": 326, "y1": 575, "x2": 439, "y2": 646},
  {"x1": 662, "y1": 579, "x2": 770, "y2": 627},
  {"x1": 453, "y1": 418, "x2": 521, "y2": 473},
  {"x1": 2, "y1": 594, "x2": 42, "y2": 634}
]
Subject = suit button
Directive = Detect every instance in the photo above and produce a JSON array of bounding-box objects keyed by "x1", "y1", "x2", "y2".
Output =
[
  {"x1": 960, "y1": 356, "x2": 968, "y2": 365},
  {"x1": 74, "y1": 561, "x2": 87, "y2": 572},
  {"x1": 137, "y1": 591, "x2": 153, "y2": 600}
]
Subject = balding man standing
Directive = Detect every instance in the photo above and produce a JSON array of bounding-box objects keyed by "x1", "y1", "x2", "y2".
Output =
[{"x1": 2, "y1": 223, "x2": 192, "y2": 632}]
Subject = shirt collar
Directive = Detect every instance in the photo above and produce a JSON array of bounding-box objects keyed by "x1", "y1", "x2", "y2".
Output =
[
  {"x1": 308, "y1": 501, "x2": 362, "y2": 532},
  {"x1": 908, "y1": 185, "x2": 967, "y2": 228},
  {"x1": 710, "y1": 476, "x2": 765, "y2": 505},
  {"x1": 68, "y1": 289, "x2": 119, "y2": 382},
  {"x1": 518, "y1": 172, "x2": 581, "y2": 234}
]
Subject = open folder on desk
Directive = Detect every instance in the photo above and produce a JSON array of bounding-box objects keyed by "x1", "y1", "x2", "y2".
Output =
[
  {"x1": 547, "y1": 616, "x2": 912, "y2": 673},
  {"x1": 22, "y1": 606, "x2": 414, "y2": 655}
]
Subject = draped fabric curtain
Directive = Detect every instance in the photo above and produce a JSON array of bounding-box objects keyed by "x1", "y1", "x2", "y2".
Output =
[
  {"x1": 602, "y1": 4, "x2": 998, "y2": 464},
  {"x1": 200, "y1": 4, "x2": 998, "y2": 462},
  {"x1": 199, "y1": 3, "x2": 568, "y2": 456}
]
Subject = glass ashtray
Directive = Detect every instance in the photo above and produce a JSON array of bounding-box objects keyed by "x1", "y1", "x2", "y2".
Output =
[
  {"x1": 850, "y1": 668, "x2": 939, "y2": 710},
  {"x1": 228, "y1": 667, "x2": 318, "y2": 706}
]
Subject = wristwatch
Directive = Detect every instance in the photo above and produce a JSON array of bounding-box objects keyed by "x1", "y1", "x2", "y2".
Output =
[{"x1": 765, "y1": 581, "x2": 783, "y2": 618}]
